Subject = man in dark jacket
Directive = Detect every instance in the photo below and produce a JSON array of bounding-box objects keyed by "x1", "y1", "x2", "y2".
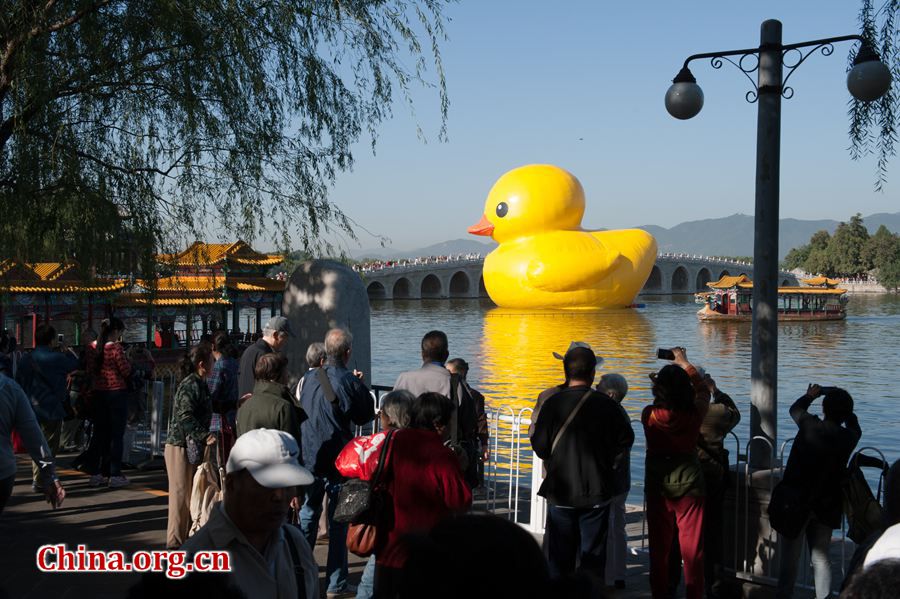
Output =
[
  {"x1": 774, "y1": 384, "x2": 861, "y2": 599},
  {"x1": 16, "y1": 324, "x2": 78, "y2": 490},
  {"x1": 237, "y1": 316, "x2": 291, "y2": 398},
  {"x1": 297, "y1": 327, "x2": 375, "y2": 597},
  {"x1": 531, "y1": 344, "x2": 634, "y2": 588}
]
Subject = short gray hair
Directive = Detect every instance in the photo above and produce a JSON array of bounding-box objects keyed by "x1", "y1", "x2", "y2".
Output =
[
  {"x1": 598, "y1": 373, "x2": 628, "y2": 401},
  {"x1": 324, "y1": 328, "x2": 353, "y2": 362},
  {"x1": 305, "y1": 342, "x2": 326, "y2": 369},
  {"x1": 380, "y1": 390, "x2": 414, "y2": 429}
]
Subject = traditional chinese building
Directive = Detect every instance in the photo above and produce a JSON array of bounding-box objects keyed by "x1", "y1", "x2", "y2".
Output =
[
  {"x1": 117, "y1": 241, "x2": 285, "y2": 345},
  {"x1": 0, "y1": 260, "x2": 128, "y2": 346}
]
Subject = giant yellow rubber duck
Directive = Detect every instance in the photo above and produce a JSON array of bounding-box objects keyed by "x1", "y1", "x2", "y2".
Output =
[{"x1": 468, "y1": 164, "x2": 657, "y2": 309}]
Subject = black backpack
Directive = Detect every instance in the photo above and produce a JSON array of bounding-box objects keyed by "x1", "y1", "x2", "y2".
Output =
[{"x1": 842, "y1": 451, "x2": 886, "y2": 544}]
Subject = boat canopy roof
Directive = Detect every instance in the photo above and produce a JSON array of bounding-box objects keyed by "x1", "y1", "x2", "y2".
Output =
[
  {"x1": 707, "y1": 274, "x2": 846, "y2": 295},
  {"x1": 801, "y1": 276, "x2": 842, "y2": 287},
  {"x1": 708, "y1": 274, "x2": 753, "y2": 289}
]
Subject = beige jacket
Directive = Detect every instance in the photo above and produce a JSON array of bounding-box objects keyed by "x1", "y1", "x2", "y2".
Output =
[{"x1": 180, "y1": 503, "x2": 318, "y2": 599}]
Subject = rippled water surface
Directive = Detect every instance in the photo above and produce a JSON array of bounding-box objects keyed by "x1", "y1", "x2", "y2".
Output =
[{"x1": 370, "y1": 294, "x2": 900, "y2": 464}]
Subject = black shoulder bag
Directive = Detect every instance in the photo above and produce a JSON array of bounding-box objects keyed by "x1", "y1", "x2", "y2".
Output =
[
  {"x1": 316, "y1": 367, "x2": 338, "y2": 404},
  {"x1": 333, "y1": 429, "x2": 395, "y2": 524}
]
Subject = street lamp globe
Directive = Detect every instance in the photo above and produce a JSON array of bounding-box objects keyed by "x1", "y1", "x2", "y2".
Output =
[
  {"x1": 665, "y1": 67, "x2": 704, "y2": 120},
  {"x1": 847, "y1": 44, "x2": 893, "y2": 102}
]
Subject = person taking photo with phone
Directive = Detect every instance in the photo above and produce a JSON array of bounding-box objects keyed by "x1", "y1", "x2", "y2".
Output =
[{"x1": 770, "y1": 384, "x2": 861, "y2": 599}]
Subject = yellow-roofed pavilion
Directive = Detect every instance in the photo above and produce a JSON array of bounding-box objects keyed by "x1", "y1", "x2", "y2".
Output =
[{"x1": 117, "y1": 241, "x2": 285, "y2": 345}]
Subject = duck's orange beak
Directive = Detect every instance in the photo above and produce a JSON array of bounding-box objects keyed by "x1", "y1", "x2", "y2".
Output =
[{"x1": 468, "y1": 214, "x2": 494, "y2": 236}]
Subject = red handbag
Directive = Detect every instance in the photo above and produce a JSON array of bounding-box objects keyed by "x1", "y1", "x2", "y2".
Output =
[{"x1": 343, "y1": 431, "x2": 394, "y2": 557}]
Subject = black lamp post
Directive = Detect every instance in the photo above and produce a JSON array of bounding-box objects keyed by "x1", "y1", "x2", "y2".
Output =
[{"x1": 666, "y1": 20, "x2": 891, "y2": 468}]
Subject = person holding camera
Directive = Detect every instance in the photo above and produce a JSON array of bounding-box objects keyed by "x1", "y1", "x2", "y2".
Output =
[
  {"x1": 642, "y1": 347, "x2": 710, "y2": 599},
  {"x1": 666, "y1": 370, "x2": 741, "y2": 598},
  {"x1": 771, "y1": 385, "x2": 861, "y2": 599}
]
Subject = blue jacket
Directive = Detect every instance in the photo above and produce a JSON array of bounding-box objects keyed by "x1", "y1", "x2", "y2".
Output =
[
  {"x1": 298, "y1": 361, "x2": 375, "y2": 479},
  {"x1": 16, "y1": 347, "x2": 79, "y2": 422},
  {"x1": 0, "y1": 373, "x2": 55, "y2": 480}
]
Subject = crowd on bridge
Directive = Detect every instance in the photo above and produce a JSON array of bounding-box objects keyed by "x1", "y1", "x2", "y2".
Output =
[
  {"x1": 3, "y1": 317, "x2": 900, "y2": 598},
  {"x1": 353, "y1": 253, "x2": 483, "y2": 273}
]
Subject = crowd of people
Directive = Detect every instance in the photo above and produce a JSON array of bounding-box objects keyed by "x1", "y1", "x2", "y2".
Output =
[
  {"x1": 352, "y1": 253, "x2": 484, "y2": 273},
  {"x1": 152, "y1": 324, "x2": 493, "y2": 598},
  {"x1": 0, "y1": 318, "x2": 156, "y2": 514},
  {"x1": 3, "y1": 316, "x2": 900, "y2": 598}
]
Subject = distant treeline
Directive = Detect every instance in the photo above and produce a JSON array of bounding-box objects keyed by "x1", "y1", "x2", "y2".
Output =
[{"x1": 782, "y1": 214, "x2": 900, "y2": 290}]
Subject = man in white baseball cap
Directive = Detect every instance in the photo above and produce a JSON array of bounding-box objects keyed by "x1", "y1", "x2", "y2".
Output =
[{"x1": 181, "y1": 429, "x2": 318, "y2": 599}]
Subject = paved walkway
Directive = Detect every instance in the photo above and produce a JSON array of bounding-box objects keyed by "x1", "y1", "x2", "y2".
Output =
[{"x1": 0, "y1": 452, "x2": 662, "y2": 598}]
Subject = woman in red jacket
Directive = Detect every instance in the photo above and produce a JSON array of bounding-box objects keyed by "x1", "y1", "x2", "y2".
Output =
[
  {"x1": 375, "y1": 392, "x2": 472, "y2": 598},
  {"x1": 84, "y1": 317, "x2": 132, "y2": 488},
  {"x1": 642, "y1": 347, "x2": 710, "y2": 599}
]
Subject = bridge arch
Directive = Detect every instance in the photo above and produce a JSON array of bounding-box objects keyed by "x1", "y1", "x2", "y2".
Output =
[
  {"x1": 645, "y1": 265, "x2": 662, "y2": 291},
  {"x1": 421, "y1": 274, "x2": 442, "y2": 298},
  {"x1": 478, "y1": 275, "x2": 487, "y2": 297},
  {"x1": 782, "y1": 279, "x2": 791, "y2": 287},
  {"x1": 672, "y1": 266, "x2": 689, "y2": 293},
  {"x1": 718, "y1": 269, "x2": 730, "y2": 280},
  {"x1": 393, "y1": 277, "x2": 412, "y2": 299},
  {"x1": 449, "y1": 271, "x2": 471, "y2": 297},
  {"x1": 367, "y1": 281, "x2": 386, "y2": 300},
  {"x1": 695, "y1": 267, "x2": 712, "y2": 291}
]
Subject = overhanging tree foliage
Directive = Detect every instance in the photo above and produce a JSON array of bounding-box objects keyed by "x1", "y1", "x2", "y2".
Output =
[
  {"x1": 0, "y1": 0, "x2": 451, "y2": 272},
  {"x1": 851, "y1": 0, "x2": 899, "y2": 190}
]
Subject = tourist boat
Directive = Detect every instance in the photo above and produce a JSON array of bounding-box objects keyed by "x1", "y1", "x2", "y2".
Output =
[
  {"x1": 697, "y1": 275, "x2": 848, "y2": 321},
  {"x1": 694, "y1": 291, "x2": 713, "y2": 304}
]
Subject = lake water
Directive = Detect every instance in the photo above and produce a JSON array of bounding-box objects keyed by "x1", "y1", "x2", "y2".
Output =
[{"x1": 369, "y1": 294, "x2": 900, "y2": 478}]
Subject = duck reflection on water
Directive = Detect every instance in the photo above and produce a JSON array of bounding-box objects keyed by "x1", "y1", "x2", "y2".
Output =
[{"x1": 479, "y1": 307, "x2": 654, "y2": 419}]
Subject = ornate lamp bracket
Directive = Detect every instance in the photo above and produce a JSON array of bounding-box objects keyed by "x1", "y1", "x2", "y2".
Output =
[{"x1": 682, "y1": 34, "x2": 867, "y2": 104}]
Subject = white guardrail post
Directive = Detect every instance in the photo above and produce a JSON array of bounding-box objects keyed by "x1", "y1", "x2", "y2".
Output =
[{"x1": 527, "y1": 451, "x2": 547, "y2": 535}]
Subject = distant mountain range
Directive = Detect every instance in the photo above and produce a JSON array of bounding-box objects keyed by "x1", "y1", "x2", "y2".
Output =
[
  {"x1": 351, "y1": 212, "x2": 900, "y2": 261},
  {"x1": 638, "y1": 212, "x2": 900, "y2": 260}
]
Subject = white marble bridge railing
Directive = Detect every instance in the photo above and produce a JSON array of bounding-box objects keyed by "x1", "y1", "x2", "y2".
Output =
[{"x1": 359, "y1": 253, "x2": 800, "y2": 299}]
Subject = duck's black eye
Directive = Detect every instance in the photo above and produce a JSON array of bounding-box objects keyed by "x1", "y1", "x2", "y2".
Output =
[{"x1": 495, "y1": 202, "x2": 508, "y2": 218}]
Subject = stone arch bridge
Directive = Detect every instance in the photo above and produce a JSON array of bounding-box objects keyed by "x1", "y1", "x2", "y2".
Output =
[{"x1": 361, "y1": 254, "x2": 798, "y2": 300}]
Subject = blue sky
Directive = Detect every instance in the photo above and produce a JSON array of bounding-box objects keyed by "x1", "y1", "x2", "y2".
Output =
[{"x1": 302, "y1": 1, "x2": 897, "y2": 252}]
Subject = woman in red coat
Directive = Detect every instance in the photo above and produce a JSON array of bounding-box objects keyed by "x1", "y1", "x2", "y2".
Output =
[
  {"x1": 375, "y1": 392, "x2": 472, "y2": 598},
  {"x1": 642, "y1": 347, "x2": 710, "y2": 599}
]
